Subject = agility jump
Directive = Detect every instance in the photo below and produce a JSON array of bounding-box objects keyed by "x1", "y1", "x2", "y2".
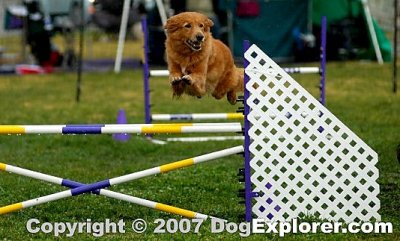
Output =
[{"x1": 0, "y1": 42, "x2": 379, "y2": 224}]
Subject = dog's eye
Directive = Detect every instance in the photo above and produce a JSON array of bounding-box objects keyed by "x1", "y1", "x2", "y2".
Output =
[
  {"x1": 199, "y1": 24, "x2": 204, "y2": 28},
  {"x1": 184, "y1": 24, "x2": 191, "y2": 28}
]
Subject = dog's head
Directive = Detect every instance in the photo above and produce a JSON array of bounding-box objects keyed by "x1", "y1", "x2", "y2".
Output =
[{"x1": 164, "y1": 12, "x2": 214, "y2": 51}]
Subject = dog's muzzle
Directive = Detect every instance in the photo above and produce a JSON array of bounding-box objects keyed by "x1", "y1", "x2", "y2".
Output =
[{"x1": 185, "y1": 34, "x2": 204, "y2": 51}]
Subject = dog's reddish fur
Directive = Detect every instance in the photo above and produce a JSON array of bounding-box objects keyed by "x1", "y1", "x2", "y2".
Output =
[{"x1": 164, "y1": 12, "x2": 243, "y2": 104}]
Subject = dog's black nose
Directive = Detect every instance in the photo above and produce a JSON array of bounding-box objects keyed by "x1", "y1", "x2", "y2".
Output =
[{"x1": 196, "y1": 34, "x2": 204, "y2": 41}]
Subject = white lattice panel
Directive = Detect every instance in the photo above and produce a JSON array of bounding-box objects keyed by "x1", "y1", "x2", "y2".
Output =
[{"x1": 245, "y1": 45, "x2": 380, "y2": 222}]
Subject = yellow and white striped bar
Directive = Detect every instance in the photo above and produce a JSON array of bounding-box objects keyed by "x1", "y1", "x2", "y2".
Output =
[
  {"x1": 0, "y1": 163, "x2": 209, "y2": 219},
  {"x1": 0, "y1": 163, "x2": 62, "y2": 184},
  {"x1": 109, "y1": 145, "x2": 244, "y2": 184},
  {"x1": 152, "y1": 113, "x2": 244, "y2": 121},
  {"x1": 0, "y1": 146, "x2": 244, "y2": 215},
  {"x1": 0, "y1": 123, "x2": 242, "y2": 135},
  {"x1": 0, "y1": 190, "x2": 72, "y2": 215},
  {"x1": 99, "y1": 190, "x2": 208, "y2": 219}
]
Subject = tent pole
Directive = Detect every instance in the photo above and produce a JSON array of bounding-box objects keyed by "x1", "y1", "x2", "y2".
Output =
[
  {"x1": 114, "y1": 0, "x2": 132, "y2": 73},
  {"x1": 155, "y1": 0, "x2": 167, "y2": 26},
  {"x1": 227, "y1": 9, "x2": 234, "y2": 51},
  {"x1": 361, "y1": 0, "x2": 383, "y2": 64},
  {"x1": 76, "y1": 0, "x2": 84, "y2": 102},
  {"x1": 307, "y1": 0, "x2": 313, "y2": 33},
  {"x1": 394, "y1": 0, "x2": 398, "y2": 93}
]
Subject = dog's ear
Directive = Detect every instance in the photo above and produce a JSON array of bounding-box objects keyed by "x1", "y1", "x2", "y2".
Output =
[
  {"x1": 205, "y1": 18, "x2": 214, "y2": 32},
  {"x1": 206, "y1": 18, "x2": 214, "y2": 27},
  {"x1": 164, "y1": 17, "x2": 179, "y2": 33}
]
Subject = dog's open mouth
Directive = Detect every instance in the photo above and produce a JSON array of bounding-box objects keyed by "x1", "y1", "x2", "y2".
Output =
[{"x1": 185, "y1": 39, "x2": 202, "y2": 51}]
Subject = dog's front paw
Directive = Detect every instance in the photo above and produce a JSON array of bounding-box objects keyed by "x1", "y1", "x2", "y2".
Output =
[
  {"x1": 181, "y1": 75, "x2": 193, "y2": 85},
  {"x1": 170, "y1": 75, "x2": 182, "y2": 85}
]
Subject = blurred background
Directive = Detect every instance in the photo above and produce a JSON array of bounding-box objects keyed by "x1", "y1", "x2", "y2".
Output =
[{"x1": 0, "y1": 0, "x2": 396, "y2": 74}]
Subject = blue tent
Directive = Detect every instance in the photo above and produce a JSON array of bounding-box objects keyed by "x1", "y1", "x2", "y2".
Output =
[
  {"x1": 225, "y1": 0, "x2": 310, "y2": 62},
  {"x1": 223, "y1": 0, "x2": 391, "y2": 62}
]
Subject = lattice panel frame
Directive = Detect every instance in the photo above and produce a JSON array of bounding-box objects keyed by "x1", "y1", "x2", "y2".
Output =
[{"x1": 245, "y1": 44, "x2": 380, "y2": 222}]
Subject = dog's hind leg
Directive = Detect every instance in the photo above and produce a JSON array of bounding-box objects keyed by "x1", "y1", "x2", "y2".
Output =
[
  {"x1": 211, "y1": 89, "x2": 226, "y2": 100},
  {"x1": 226, "y1": 68, "x2": 244, "y2": 104},
  {"x1": 211, "y1": 88, "x2": 236, "y2": 105}
]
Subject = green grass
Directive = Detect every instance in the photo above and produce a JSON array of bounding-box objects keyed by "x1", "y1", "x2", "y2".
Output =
[
  {"x1": 0, "y1": 61, "x2": 398, "y2": 240},
  {"x1": 0, "y1": 32, "x2": 143, "y2": 64},
  {"x1": 52, "y1": 34, "x2": 144, "y2": 60}
]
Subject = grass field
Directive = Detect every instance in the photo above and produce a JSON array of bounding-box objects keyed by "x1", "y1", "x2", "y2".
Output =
[
  {"x1": 0, "y1": 32, "x2": 143, "y2": 64},
  {"x1": 0, "y1": 60, "x2": 398, "y2": 240}
]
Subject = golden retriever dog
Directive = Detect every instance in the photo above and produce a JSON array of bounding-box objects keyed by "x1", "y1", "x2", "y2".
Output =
[{"x1": 164, "y1": 12, "x2": 244, "y2": 105}]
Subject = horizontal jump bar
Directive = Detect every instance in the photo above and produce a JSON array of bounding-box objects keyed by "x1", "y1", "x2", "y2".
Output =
[
  {"x1": 0, "y1": 123, "x2": 242, "y2": 135},
  {"x1": 152, "y1": 112, "x2": 310, "y2": 122},
  {"x1": 152, "y1": 113, "x2": 244, "y2": 121},
  {"x1": 150, "y1": 70, "x2": 170, "y2": 77},
  {"x1": 150, "y1": 67, "x2": 320, "y2": 77},
  {"x1": 166, "y1": 136, "x2": 245, "y2": 142},
  {"x1": 283, "y1": 67, "x2": 320, "y2": 74}
]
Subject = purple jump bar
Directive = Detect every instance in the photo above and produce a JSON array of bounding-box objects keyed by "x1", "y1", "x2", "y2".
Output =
[
  {"x1": 62, "y1": 124, "x2": 105, "y2": 134},
  {"x1": 61, "y1": 179, "x2": 101, "y2": 195},
  {"x1": 69, "y1": 180, "x2": 111, "y2": 196}
]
